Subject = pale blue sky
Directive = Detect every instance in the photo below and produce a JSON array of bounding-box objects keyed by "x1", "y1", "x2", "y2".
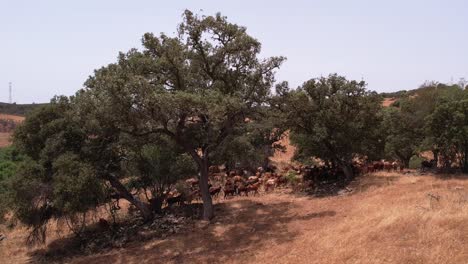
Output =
[{"x1": 1, "y1": 0, "x2": 467, "y2": 103}]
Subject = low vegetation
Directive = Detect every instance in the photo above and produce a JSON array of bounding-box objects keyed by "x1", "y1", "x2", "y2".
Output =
[{"x1": 0, "y1": 103, "x2": 44, "y2": 116}]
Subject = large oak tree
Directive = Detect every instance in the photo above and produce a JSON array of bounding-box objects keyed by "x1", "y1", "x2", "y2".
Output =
[{"x1": 80, "y1": 10, "x2": 284, "y2": 220}]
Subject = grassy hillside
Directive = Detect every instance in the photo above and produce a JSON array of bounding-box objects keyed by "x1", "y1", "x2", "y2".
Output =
[
  {"x1": 2, "y1": 171, "x2": 468, "y2": 264},
  {"x1": 379, "y1": 83, "x2": 463, "y2": 99},
  {"x1": 0, "y1": 103, "x2": 37, "y2": 147}
]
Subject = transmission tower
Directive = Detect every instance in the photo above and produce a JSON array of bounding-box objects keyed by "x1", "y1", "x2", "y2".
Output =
[
  {"x1": 8, "y1": 82, "x2": 12, "y2": 104},
  {"x1": 459, "y1": 78, "x2": 467, "y2": 90}
]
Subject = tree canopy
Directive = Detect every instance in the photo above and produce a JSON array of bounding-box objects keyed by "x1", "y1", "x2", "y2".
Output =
[
  {"x1": 426, "y1": 98, "x2": 468, "y2": 171},
  {"x1": 79, "y1": 10, "x2": 284, "y2": 220},
  {"x1": 9, "y1": 97, "x2": 107, "y2": 243},
  {"x1": 276, "y1": 74, "x2": 382, "y2": 178}
]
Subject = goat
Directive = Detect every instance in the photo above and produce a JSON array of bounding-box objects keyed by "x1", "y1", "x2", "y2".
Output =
[
  {"x1": 265, "y1": 178, "x2": 277, "y2": 192},
  {"x1": 233, "y1": 175, "x2": 244, "y2": 184},
  {"x1": 98, "y1": 218, "x2": 110, "y2": 230},
  {"x1": 209, "y1": 186, "x2": 222, "y2": 198},
  {"x1": 224, "y1": 185, "x2": 237, "y2": 198},
  {"x1": 246, "y1": 182, "x2": 260, "y2": 196},
  {"x1": 166, "y1": 194, "x2": 184, "y2": 207},
  {"x1": 237, "y1": 184, "x2": 249, "y2": 196},
  {"x1": 247, "y1": 176, "x2": 259, "y2": 184}
]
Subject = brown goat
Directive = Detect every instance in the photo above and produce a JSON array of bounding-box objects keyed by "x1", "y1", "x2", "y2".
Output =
[
  {"x1": 265, "y1": 178, "x2": 277, "y2": 192},
  {"x1": 246, "y1": 182, "x2": 260, "y2": 196},
  {"x1": 224, "y1": 186, "x2": 237, "y2": 198},
  {"x1": 237, "y1": 184, "x2": 249, "y2": 196},
  {"x1": 166, "y1": 195, "x2": 184, "y2": 207},
  {"x1": 209, "y1": 186, "x2": 222, "y2": 198}
]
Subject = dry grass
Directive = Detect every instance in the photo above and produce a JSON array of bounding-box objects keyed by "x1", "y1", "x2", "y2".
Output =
[
  {"x1": 3, "y1": 171, "x2": 468, "y2": 263},
  {"x1": 0, "y1": 114, "x2": 23, "y2": 148},
  {"x1": 0, "y1": 114, "x2": 25, "y2": 123},
  {"x1": 382, "y1": 98, "x2": 396, "y2": 107},
  {"x1": 271, "y1": 131, "x2": 296, "y2": 165}
]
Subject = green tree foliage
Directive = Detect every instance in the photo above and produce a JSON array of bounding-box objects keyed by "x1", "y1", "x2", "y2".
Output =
[
  {"x1": 8, "y1": 97, "x2": 107, "y2": 243},
  {"x1": 0, "y1": 102, "x2": 45, "y2": 116},
  {"x1": 426, "y1": 99, "x2": 468, "y2": 171},
  {"x1": 381, "y1": 106, "x2": 422, "y2": 167},
  {"x1": 0, "y1": 146, "x2": 23, "y2": 220},
  {"x1": 8, "y1": 96, "x2": 200, "y2": 243},
  {"x1": 125, "y1": 139, "x2": 197, "y2": 212},
  {"x1": 211, "y1": 106, "x2": 286, "y2": 171},
  {"x1": 79, "y1": 10, "x2": 284, "y2": 220},
  {"x1": 0, "y1": 147, "x2": 21, "y2": 181},
  {"x1": 389, "y1": 82, "x2": 466, "y2": 166},
  {"x1": 277, "y1": 74, "x2": 382, "y2": 178}
]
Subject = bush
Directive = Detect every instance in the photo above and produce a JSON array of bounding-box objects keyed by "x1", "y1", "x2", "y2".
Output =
[
  {"x1": 174, "y1": 181, "x2": 191, "y2": 197},
  {"x1": 285, "y1": 171, "x2": 300, "y2": 185},
  {"x1": 409, "y1": 155, "x2": 424, "y2": 169},
  {"x1": 0, "y1": 147, "x2": 23, "y2": 222}
]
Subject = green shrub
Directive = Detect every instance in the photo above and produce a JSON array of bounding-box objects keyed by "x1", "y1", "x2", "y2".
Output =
[
  {"x1": 285, "y1": 171, "x2": 300, "y2": 185},
  {"x1": 409, "y1": 155, "x2": 424, "y2": 169}
]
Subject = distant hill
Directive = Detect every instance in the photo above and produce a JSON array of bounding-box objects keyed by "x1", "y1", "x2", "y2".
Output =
[
  {"x1": 379, "y1": 83, "x2": 465, "y2": 107},
  {"x1": 0, "y1": 102, "x2": 46, "y2": 116},
  {"x1": 379, "y1": 83, "x2": 463, "y2": 99}
]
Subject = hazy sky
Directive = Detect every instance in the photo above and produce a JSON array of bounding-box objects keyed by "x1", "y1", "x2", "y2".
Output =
[{"x1": 1, "y1": 0, "x2": 467, "y2": 103}]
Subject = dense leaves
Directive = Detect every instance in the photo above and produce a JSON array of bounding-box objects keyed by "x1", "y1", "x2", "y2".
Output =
[
  {"x1": 381, "y1": 106, "x2": 422, "y2": 167},
  {"x1": 80, "y1": 10, "x2": 284, "y2": 220},
  {"x1": 426, "y1": 99, "x2": 468, "y2": 171},
  {"x1": 277, "y1": 74, "x2": 382, "y2": 178},
  {"x1": 126, "y1": 140, "x2": 197, "y2": 201},
  {"x1": 7, "y1": 98, "x2": 107, "y2": 243}
]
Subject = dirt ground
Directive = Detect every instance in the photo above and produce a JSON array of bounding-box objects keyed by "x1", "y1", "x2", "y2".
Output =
[
  {"x1": 3, "y1": 171, "x2": 468, "y2": 264},
  {"x1": 382, "y1": 98, "x2": 397, "y2": 107}
]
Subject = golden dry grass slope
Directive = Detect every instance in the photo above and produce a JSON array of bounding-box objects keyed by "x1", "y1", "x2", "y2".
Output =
[
  {"x1": 382, "y1": 98, "x2": 397, "y2": 107},
  {"x1": 3, "y1": 171, "x2": 468, "y2": 264},
  {"x1": 0, "y1": 114, "x2": 25, "y2": 123},
  {"x1": 0, "y1": 114, "x2": 24, "y2": 147}
]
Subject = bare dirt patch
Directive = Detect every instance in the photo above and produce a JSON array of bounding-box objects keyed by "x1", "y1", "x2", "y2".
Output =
[{"x1": 382, "y1": 98, "x2": 396, "y2": 107}]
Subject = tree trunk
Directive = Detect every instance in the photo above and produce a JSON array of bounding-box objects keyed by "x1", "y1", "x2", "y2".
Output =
[
  {"x1": 463, "y1": 142, "x2": 468, "y2": 173},
  {"x1": 341, "y1": 163, "x2": 354, "y2": 181},
  {"x1": 149, "y1": 195, "x2": 164, "y2": 214},
  {"x1": 262, "y1": 145, "x2": 272, "y2": 170},
  {"x1": 198, "y1": 157, "x2": 214, "y2": 220},
  {"x1": 105, "y1": 174, "x2": 153, "y2": 221},
  {"x1": 401, "y1": 156, "x2": 411, "y2": 169},
  {"x1": 432, "y1": 148, "x2": 439, "y2": 167}
]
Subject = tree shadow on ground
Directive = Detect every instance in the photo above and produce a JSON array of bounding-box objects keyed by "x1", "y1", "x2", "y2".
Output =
[
  {"x1": 28, "y1": 199, "x2": 335, "y2": 264},
  {"x1": 351, "y1": 174, "x2": 400, "y2": 194},
  {"x1": 429, "y1": 173, "x2": 468, "y2": 181}
]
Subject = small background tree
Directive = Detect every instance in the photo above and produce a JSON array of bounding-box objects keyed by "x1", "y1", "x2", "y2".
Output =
[
  {"x1": 277, "y1": 74, "x2": 382, "y2": 179},
  {"x1": 381, "y1": 106, "x2": 422, "y2": 167}
]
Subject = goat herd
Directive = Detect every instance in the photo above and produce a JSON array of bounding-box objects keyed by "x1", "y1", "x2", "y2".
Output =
[
  {"x1": 163, "y1": 160, "x2": 406, "y2": 208},
  {"x1": 166, "y1": 166, "x2": 287, "y2": 207}
]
